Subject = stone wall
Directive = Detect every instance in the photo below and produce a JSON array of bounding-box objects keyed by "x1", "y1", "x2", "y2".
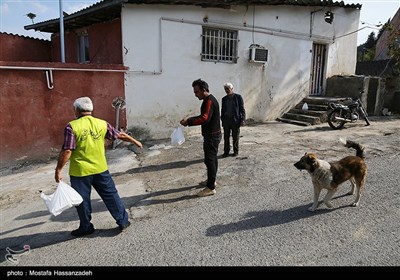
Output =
[{"x1": 326, "y1": 75, "x2": 399, "y2": 115}]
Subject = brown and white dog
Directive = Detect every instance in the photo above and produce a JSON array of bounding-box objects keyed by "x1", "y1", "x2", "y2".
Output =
[{"x1": 294, "y1": 139, "x2": 367, "y2": 211}]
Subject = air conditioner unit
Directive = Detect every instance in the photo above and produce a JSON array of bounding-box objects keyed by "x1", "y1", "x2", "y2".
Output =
[{"x1": 249, "y1": 47, "x2": 268, "y2": 63}]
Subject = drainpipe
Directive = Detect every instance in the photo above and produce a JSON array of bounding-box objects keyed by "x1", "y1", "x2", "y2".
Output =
[
  {"x1": 111, "y1": 97, "x2": 126, "y2": 149},
  {"x1": 59, "y1": 0, "x2": 65, "y2": 63}
]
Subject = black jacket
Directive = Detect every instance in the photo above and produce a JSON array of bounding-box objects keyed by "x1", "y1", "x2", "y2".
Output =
[{"x1": 221, "y1": 93, "x2": 246, "y2": 126}]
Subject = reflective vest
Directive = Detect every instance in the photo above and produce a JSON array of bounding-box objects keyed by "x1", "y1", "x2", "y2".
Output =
[{"x1": 69, "y1": 116, "x2": 108, "y2": 176}]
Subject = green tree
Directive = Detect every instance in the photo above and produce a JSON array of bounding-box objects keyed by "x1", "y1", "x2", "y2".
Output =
[
  {"x1": 365, "y1": 32, "x2": 376, "y2": 49},
  {"x1": 357, "y1": 32, "x2": 376, "y2": 62}
]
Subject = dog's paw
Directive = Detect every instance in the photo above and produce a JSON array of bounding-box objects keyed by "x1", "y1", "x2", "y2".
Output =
[
  {"x1": 325, "y1": 202, "x2": 334, "y2": 208},
  {"x1": 351, "y1": 202, "x2": 359, "y2": 207},
  {"x1": 308, "y1": 206, "x2": 316, "y2": 212},
  {"x1": 346, "y1": 190, "x2": 354, "y2": 195}
]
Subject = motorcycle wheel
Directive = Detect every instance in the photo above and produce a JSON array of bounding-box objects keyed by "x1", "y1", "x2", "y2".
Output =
[{"x1": 327, "y1": 109, "x2": 346, "y2": 129}]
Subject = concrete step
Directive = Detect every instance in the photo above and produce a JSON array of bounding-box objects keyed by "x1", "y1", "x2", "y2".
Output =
[
  {"x1": 281, "y1": 112, "x2": 321, "y2": 125},
  {"x1": 276, "y1": 117, "x2": 311, "y2": 126},
  {"x1": 295, "y1": 103, "x2": 328, "y2": 111},
  {"x1": 277, "y1": 96, "x2": 342, "y2": 127},
  {"x1": 289, "y1": 109, "x2": 328, "y2": 122},
  {"x1": 303, "y1": 96, "x2": 346, "y2": 105}
]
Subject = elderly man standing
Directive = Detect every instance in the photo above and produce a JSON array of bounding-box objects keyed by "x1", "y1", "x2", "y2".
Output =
[
  {"x1": 55, "y1": 96, "x2": 143, "y2": 237},
  {"x1": 221, "y1": 82, "x2": 246, "y2": 157}
]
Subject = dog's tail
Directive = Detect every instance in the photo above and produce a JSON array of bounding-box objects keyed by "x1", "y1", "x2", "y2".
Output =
[{"x1": 339, "y1": 138, "x2": 365, "y2": 159}]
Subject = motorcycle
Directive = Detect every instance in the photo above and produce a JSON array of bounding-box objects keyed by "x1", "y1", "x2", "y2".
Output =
[{"x1": 327, "y1": 97, "x2": 371, "y2": 129}]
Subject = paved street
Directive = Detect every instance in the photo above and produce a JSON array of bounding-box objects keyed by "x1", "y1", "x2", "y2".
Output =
[{"x1": 1, "y1": 116, "x2": 399, "y2": 271}]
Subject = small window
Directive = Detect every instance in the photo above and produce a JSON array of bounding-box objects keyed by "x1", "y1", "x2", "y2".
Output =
[
  {"x1": 78, "y1": 34, "x2": 89, "y2": 63},
  {"x1": 201, "y1": 27, "x2": 238, "y2": 63}
]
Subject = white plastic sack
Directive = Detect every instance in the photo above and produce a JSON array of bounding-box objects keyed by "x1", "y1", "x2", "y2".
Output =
[
  {"x1": 302, "y1": 102, "x2": 308, "y2": 111},
  {"x1": 40, "y1": 181, "x2": 83, "y2": 216},
  {"x1": 170, "y1": 124, "x2": 185, "y2": 146}
]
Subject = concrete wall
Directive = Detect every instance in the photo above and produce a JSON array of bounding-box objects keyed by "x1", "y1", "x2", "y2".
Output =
[
  {"x1": 0, "y1": 61, "x2": 127, "y2": 169},
  {"x1": 383, "y1": 76, "x2": 400, "y2": 113},
  {"x1": 121, "y1": 5, "x2": 360, "y2": 138},
  {"x1": 326, "y1": 76, "x2": 365, "y2": 98},
  {"x1": 325, "y1": 75, "x2": 400, "y2": 116}
]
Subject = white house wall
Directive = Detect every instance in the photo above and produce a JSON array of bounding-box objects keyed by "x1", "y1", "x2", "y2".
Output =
[
  {"x1": 326, "y1": 8, "x2": 360, "y2": 77},
  {"x1": 121, "y1": 5, "x2": 360, "y2": 139}
]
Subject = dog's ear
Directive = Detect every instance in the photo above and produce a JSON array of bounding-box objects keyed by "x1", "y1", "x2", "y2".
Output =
[{"x1": 306, "y1": 154, "x2": 318, "y2": 172}]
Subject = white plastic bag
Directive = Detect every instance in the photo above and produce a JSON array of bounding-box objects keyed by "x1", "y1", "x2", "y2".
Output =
[
  {"x1": 170, "y1": 124, "x2": 185, "y2": 146},
  {"x1": 302, "y1": 102, "x2": 308, "y2": 111},
  {"x1": 40, "y1": 181, "x2": 83, "y2": 216}
]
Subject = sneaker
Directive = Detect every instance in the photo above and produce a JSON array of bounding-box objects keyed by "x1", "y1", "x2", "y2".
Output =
[
  {"x1": 222, "y1": 153, "x2": 229, "y2": 158},
  {"x1": 71, "y1": 224, "x2": 95, "y2": 237},
  {"x1": 197, "y1": 187, "x2": 216, "y2": 197},
  {"x1": 119, "y1": 221, "x2": 131, "y2": 232},
  {"x1": 199, "y1": 180, "x2": 217, "y2": 187},
  {"x1": 232, "y1": 153, "x2": 238, "y2": 157}
]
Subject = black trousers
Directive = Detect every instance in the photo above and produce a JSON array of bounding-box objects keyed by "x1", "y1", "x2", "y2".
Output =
[
  {"x1": 203, "y1": 133, "x2": 221, "y2": 190},
  {"x1": 223, "y1": 117, "x2": 240, "y2": 155}
]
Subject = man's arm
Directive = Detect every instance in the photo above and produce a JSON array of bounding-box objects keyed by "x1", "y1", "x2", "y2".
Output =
[
  {"x1": 234, "y1": 94, "x2": 245, "y2": 126},
  {"x1": 106, "y1": 123, "x2": 143, "y2": 148},
  {"x1": 55, "y1": 149, "x2": 72, "y2": 182},
  {"x1": 55, "y1": 124, "x2": 74, "y2": 182},
  {"x1": 117, "y1": 131, "x2": 143, "y2": 148},
  {"x1": 220, "y1": 97, "x2": 225, "y2": 121},
  {"x1": 238, "y1": 95, "x2": 246, "y2": 123},
  {"x1": 181, "y1": 98, "x2": 213, "y2": 127}
]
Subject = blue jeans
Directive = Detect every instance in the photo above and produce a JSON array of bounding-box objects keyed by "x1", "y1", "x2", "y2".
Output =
[
  {"x1": 203, "y1": 133, "x2": 221, "y2": 190},
  {"x1": 70, "y1": 170, "x2": 129, "y2": 230}
]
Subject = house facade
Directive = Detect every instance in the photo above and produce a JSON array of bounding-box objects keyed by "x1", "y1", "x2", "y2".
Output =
[
  {"x1": 120, "y1": 3, "x2": 361, "y2": 137},
  {"x1": 26, "y1": 0, "x2": 361, "y2": 139}
]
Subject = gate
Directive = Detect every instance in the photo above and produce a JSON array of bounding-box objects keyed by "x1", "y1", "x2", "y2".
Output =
[{"x1": 310, "y1": 43, "x2": 327, "y2": 96}]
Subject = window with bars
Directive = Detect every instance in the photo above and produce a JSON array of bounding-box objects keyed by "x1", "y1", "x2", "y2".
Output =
[{"x1": 201, "y1": 27, "x2": 238, "y2": 63}]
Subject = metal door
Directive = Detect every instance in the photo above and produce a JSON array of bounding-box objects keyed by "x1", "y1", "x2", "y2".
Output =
[{"x1": 310, "y1": 43, "x2": 327, "y2": 96}]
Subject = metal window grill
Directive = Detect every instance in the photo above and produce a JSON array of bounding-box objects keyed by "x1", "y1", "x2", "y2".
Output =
[{"x1": 201, "y1": 28, "x2": 238, "y2": 63}]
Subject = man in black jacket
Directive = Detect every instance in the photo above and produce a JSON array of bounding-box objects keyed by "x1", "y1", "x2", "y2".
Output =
[
  {"x1": 221, "y1": 82, "x2": 246, "y2": 157},
  {"x1": 180, "y1": 79, "x2": 221, "y2": 197}
]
